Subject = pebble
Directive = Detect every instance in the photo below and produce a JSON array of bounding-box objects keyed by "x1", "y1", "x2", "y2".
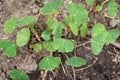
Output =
[
  {"x1": 17, "y1": 54, "x2": 38, "y2": 73},
  {"x1": 0, "y1": 2, "x2": 2, "y2": 5},
  {"x1": 109, "y1": 19, "x2": 120, "y2": 27},
  {"x1": 32, "y1": 8, "x2": 39, "y2": 14},
  {"x1": 1, "y1": 73, "x2": 5, "y2": 77},
  {"x1": 0, "y1": 77, "x2": 2, "y2": 80},
  {"x1": 0, "y1": 6, "x2": 3, "y2": 11}
]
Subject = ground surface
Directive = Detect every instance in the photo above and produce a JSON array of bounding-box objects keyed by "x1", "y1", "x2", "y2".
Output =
[{"x1": 0, "y1": 0, "x2": 120, "y2": 80}]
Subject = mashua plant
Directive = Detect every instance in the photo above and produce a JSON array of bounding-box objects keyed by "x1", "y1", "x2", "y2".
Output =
[{"x1": 0, "y1": 0, "x2": 119, "y2": 80}]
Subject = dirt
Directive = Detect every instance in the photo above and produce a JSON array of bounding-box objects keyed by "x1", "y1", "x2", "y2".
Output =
[{"x1": 0, "y1": 0, "x2": 120, "y2": 80}]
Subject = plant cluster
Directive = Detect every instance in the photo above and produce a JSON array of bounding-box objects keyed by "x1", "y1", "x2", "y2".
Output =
[{"x1": 0, "y1": 0, "x2": 119, "y2": 79}]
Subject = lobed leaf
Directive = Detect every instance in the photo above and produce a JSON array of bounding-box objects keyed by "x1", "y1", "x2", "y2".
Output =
[
  {"x1": 92, "y1": 23, "x2": 106, "y2": 37},
  {"x1": 4, "y1": 17, "x2": 17, "y2": 33},
  {"x1": 10, "y1": 70, "x2": 29, "y2": 80},
  {"x1": 106, "y1": 29, "x2": 119, "y2": 44},
  {"x1": 64, "y1": 15, "x2": 72, "y2": 26},
  {"x1": 0, "y1": 40, "x2": 16, "y2": 57},
  {"x1": 91, "y1": 23, "x2": 120, "y2": 55},
  {"x1": 91, "y1": 23, "x2": 107, "y2": 55},
  {"x1": 67, "y1": 3, "x2": 88, "y2": 27},
  {"x1": 43, "y1": 41, "x2": 56, "y2": 52},
  {"x1": 69, "y1": 23, "x2": 78, "y2": 36},
  {"x1": 95, "y1": 3, "x2": 104, "y2": 12},
  {"x1": 80, "y1": 24, "x2": 88, "y2": 38},
  {"x1": 39, "y1": 56, "x2": 60, "y2": 71},
  {"x1": 53, "y1": 38, "x2": 74, "y2": 53},
  {"x1": 52, "y1": 22, "x2": 63, "y2": 39},
  {"x1": 91, "y1": 33, "x2": 107, "y2": 55},
  {"x1": 16, "y1": 28, "x2": 30, "y2": 47},
  {"x1": 40, "y1": 0, "x2": 62, "y2": 14},
  {"x1": 47, "y1": 18, "x2": 58, "y2": 30},
  {"x1": 85, "y1": 0, "x2": 95, "y2": 6},
  {"x1": 30, "y1": 25, "x2": 37, "y2": 35},
  {"x1": 32, "y1": 43, "x2": 42, "y2": 52},
  {"x1": 107, "y1": 0, "x2": 117, "y2": 18},
  {"x1": 17, "y1": 16, "x2": 37, "y2": 27},
  {"x1": 65, "y1": 57, "x2": 86, "y2": 67},
  {"x1": 42, "y1": 29, "x2": 50, "y2": 41}
]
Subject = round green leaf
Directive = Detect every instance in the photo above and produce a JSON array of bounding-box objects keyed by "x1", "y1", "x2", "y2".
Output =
[
  {"x1": 4, "y1": 17, "x2": 17, "y2": 33},
  {"x1": 17, "y1": 16, "x2": 37, "y2": 27},
  {"x1": 64, "y1": 15, "x2": 72, "y2": 26},
  {"x1": 0, "y1": 40, "x2": 16, "y2": 57},
  {"x1": 91, "y1": 23, "x2": 120, "y2": 55},
  {"x1": 85, "y1": 0, "x2": 95, "y2": 6},
  {"x1": 91, "y1": 23, "x2": 107, "y2": 55},
  {"x1": 107, "y1": 0, "x2": 117, "y2": 18},
  {"x1": 53, "y1": 38, "x2": 74, "y2": 53},
  {"x1": 47, "y1": 18, "x2": 58, "y2": 30},
  {"x1": 52, "y1": 22, "x2": 63, "y2": 39},
  {"x1": 92, "y1": 23, "x2": 106, "y2": 38},
  {"x1": 91, "y1": 34, "x2": 106, "y2": 55},
  {"x1": 16, "y1": 28, "x2": 30, "y2": 47},
  {"x1": 33, "y1": 43, "x2": 42, "y2": 52},
  {"x1": 80, "y1": 24, "x2": 88, "y2": 38},
  {"x1": 40, "y1": 0, "x2": 62, "y2": 14},
  {"x1": 39, "y1": 56, "x2": 60, "y2": 71},
  {"x1": 43, "y1": 41, "x2": 56, "y2": 52},
  {"x1": 67, "y1": 3, "x2": 88, "y2": 27},
  {"x1": 95, "y1": 4, "x2": 103, "y2": 12},
  {"x1": 65, "y1": 57, "x2": 86, "y2": 67},
  {"x1": 10, "y1": 70, "x2": 29, "y2": 80},
  {"x1": 69, "y1": 23, "x2": 78, "y2": 36},
  {"x1": 41, "y1": 29, "x2": 50, "y2": 41},
  {"x1": 106, "y1": 29, "x2": 120, "y2": 44}
]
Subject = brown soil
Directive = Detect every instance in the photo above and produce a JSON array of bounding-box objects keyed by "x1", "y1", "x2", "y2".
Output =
[{"x1": 0, "y1": 0, "x2": 120, "y2": 80}]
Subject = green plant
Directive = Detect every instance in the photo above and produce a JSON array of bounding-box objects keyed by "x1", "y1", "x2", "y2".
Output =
[
  {"x1": 0, "y1": 0, "x2": 119, "y2": 79},
  {"x1": 10, "y1": 70, "x2": 29, "y2": 80},
  {"x1": 85, "y1": 0, "x2": 117, "y2": 19},
  {"x1": 91, "y1": 23, "x2": 119, "y2": 55}
]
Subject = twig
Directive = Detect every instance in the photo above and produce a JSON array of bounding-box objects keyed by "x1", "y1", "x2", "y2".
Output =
[
  {"x1": 35, "y1": 10, "x2": 41, "y2": 20},
  {"x1": 60, "y1": 58, "x2": 67, "y2": 76},
  {"x1": 103, "y1": 0, "x2": 109, "y2": 4},
  {"x1": 51, "y1": 71, "x2": 56, "y2": 77},
  {"x1": 76, "y1": 41, "x2": 91, "y2": 48},
  {"x1": 41, "y1": 70, "x2": 48, "y2": 80},
  {"x1": 63, "y1": 54, "x2": 76, "y2": 80},
  {"x1": 22, "y1": 52, "x2": 31, "y2": 70},
  {"x1": 72, "y1": 66, "x2": 76, "y2": 80},
  {"x1": 111, "y1": 42, "x2": 120, "y2": 49},
  {"x1": 0, "y1": 38, "x2": 8, "y2": 40},
  {"x1": 35, "y1": 32, "x2": 41, "y2": 42},
  {"x1": 0, "y1": 34, "x2": 11, "y2": 40},
  {"x1": 113, "y1": 47, "x2": 120, "y2": 54}
]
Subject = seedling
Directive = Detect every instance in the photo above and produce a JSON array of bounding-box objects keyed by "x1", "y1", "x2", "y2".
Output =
[
  {"x1": 91, "y1": 23, "x2": 119, "y2": 55},
  {"x1": 0, "y1": 0, "x2": 119, "y2": 80}
]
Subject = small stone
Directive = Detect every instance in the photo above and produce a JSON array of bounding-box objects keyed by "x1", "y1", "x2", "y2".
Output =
[
  {"x1": 32, "y1": 8, "x2": 39, "y2": 14},
  {"x1": 23, "y1": 0, "x2": 28, "y2": 1},
  {"x1": 0, "y1": 2, "x2": 2, "y2": 5},
  {"x1": 109, "y1": 19, "x2": 120, "y2": 27},
  {"x1": 0, "y1": 6, "x2": 3, "y2": 11},
  {"x1": 1, "y1": 73, "x2": 5, "y2": 77},
  {"x1": 0, "y1": 77, "x2": 3, "y2": 80},
  {"x1": 30, "y1": 6, "x2": 33, "y2": 9}
]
